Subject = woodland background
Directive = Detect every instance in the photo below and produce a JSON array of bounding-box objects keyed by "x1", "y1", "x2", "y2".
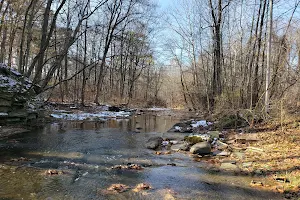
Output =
[{"x1": 0, "y1": 0, "x2": 300, "y2": 117}]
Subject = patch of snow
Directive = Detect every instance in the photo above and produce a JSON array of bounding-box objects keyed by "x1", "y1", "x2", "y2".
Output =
[
  {"x1": 50, "y1": 111, "x2": 131, "y2": 121},
  {"x1": 191, "y1": 120, "x2": 208, "y2": 128},
  {"x1": 0, "y1": 74, "x2": 32, "y2": 92},
  {"x1": 191, "y1": 120, "x2": 213, "y2": 128},
  {"x1": 0, "y1": 112, "x2": 8, "y2": 116},
  {"x1": 174, "y1": 126, "x2": 181, "y2": 131},
  {"x1": 146, "y1": 107, "x2": 170, "y2": 111},
  {"x1": 0, "y1": 63, "x2": 33, "y2": 92},
  {"x1": 0, "y1": 75, "x2": 18, "y2": 89},
  {"x1": 170, "y1": 140, "x2": 178, "y2": 145}
]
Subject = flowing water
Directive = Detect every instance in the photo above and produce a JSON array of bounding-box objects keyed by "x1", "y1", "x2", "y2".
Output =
[{"x1": 0, "y1": 113, "x2": 283, "y2": 200}]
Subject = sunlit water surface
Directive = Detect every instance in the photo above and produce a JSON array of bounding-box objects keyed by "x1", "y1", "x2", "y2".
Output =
[{"x1": 0, "y1": 114, "x2": 283, "y2": 200}]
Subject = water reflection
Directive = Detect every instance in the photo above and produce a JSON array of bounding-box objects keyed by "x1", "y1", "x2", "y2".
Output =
[{"x1": 45, "y1": 114, "x2": 178, "y2": 133}]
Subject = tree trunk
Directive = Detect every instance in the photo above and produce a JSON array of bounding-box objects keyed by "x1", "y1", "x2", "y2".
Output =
[{"x1": 265, "y1": 0, "x2": 273, "y2": 114}]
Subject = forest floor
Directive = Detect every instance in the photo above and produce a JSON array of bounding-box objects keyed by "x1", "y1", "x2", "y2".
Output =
[{"x1": 201, "y1": 118, "x2": 300, "y2": 199}]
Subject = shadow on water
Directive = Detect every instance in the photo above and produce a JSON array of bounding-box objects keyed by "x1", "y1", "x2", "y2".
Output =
[{"x1": 0, "y1": 114, "x2": 284, "y2": 199}]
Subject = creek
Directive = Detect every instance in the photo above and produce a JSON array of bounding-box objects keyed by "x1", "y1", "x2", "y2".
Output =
[{"x1": 0, "y1": 113, "x2": 283, "y2": 199}]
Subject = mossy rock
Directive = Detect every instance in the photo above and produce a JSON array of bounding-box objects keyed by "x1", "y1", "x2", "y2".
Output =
[{"x1": 184, "y1": 136, "x2": 203, "y2": 145}]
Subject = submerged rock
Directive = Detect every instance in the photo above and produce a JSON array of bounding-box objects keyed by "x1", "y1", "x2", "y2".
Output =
[
  {"x1": 146, "y1": 137, "x2": 163, "y2": 150},
  {"x1": 171, "y1": 142, "x2": 190, "y2": 151},
  {"x1": 190, "y1": 142, "x2": 211, "y2": 155}
]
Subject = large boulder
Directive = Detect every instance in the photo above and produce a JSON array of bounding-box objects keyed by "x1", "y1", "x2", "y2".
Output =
[
  {"x1": 190, "y1": 142, "x2": 211, "y2": 155},
  {"x1": 146, "y1": 137, "x2": 163, "y2": 150}
]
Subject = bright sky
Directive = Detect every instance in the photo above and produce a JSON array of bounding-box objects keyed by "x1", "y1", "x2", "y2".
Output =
[
  {"x1": 154, "y1": 0, "x2": 300, "y2": 66},
  {"x1": 156, "y1": 0, "x2": 172, "y2": 10}
]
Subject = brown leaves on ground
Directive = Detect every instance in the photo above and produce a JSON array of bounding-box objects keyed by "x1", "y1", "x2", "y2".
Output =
[
  {"x1": 234, "y1": 129, "x2": 300, "y2": 177},
  {"x1": 227, "y1": 126, "x2": 300, "y2": 197}
]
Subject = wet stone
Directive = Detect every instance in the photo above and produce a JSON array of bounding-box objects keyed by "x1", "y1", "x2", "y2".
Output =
[
  {"x1": 220, "y1": 163, "x2": 239, "y2": 171},
  {"x1": 146, "y1": 137, "x2": 163, "y2": 150},
  {"x1": 190, "y1": 142, "x2": 211, "y2": 155},
  {"x1": 171, "y1": 143, "x2": 190, "y2": 151}
]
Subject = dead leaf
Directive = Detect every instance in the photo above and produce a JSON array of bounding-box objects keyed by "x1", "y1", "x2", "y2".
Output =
[
  {"x1": 132, "y1": 183, "x2": 152, "y2": 192},
  {"x1": 45, "y1": 169, "x2": 63, "y2": 175},
  {"x1": 105, "y1": 184, "x2": 130, "y2": 194}
]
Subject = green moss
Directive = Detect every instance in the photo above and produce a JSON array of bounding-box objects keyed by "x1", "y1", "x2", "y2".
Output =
[{"x1": 184, "y1": 136, "x2": 203, "y2": 145}]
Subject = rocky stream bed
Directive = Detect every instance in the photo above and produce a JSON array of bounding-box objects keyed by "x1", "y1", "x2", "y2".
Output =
[{"x1": 0, "y1": 107, "x2": 294, "y2": 199}]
